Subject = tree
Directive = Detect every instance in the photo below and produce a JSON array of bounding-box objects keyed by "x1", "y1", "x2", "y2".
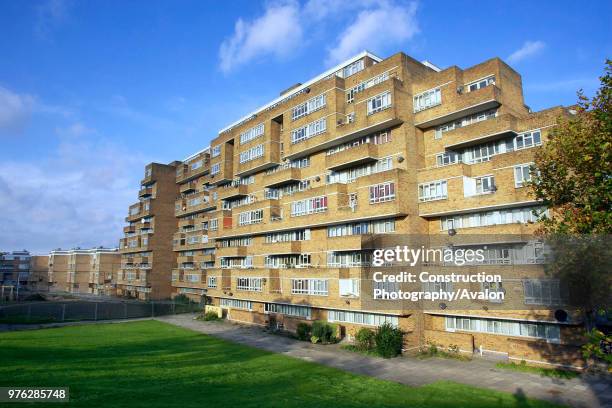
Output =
[
  {"x1": 531, "y1": 59, "x2": 612, "y2": 234},
  {"x1": 530, "y1": 60, "x2": 612, "y2": 331}
]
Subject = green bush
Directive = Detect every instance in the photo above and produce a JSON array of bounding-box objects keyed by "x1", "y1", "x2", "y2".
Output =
[
  {"x1": 311, "y1": 321, "x2": 338, "y2": 344},
  {"x1": 374, "y1": 323, "x2": 403, "y2": 358},
  {"x1": 203, "y1": 311, "x2": 221, "y2": 321},
  {"x1": 355, "y1": 328, "x2": 375, "y2": 351},
  {"x1": 173, "y1": 294, "x2": 194, "y2": 304},
  {"x1": 296, "y1": 322, "x2": 311, "y2": 341}
]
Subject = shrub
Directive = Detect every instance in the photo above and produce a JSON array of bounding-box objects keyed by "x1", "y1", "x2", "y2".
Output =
[
  {"x1": 296, "y1": 322, "x2": 311, "y2": 341},
  {"x1": 311, "y1": 321, "x2": 338, "y2": 344},
  {"x1": 203, "y1": 311, "x2": 221, "y2": 321},
  {"x1": 173, "y1": 294, "x2": 194, "y2": 304},
  {"x1": 355, "y1": 328, "x2": 375, "y2": 351},
  {"x1": 374, "y1": 323, "x2": 403, "y2": 358},
  {"x1": 310, "y1": 335, "x2": 320, "y2": 344}
]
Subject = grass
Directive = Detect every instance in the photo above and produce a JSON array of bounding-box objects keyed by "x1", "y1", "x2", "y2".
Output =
[
  {"x1": 417, "y1": 345, "x2": 472, "y2": 362},
  {"x1": 0, "y1": 320, "x2": 563, "y2": 408},
  {"x1": 495, "y1": 361, "x2": 580, "y2": 379},
  {"x1": 340, "y1": 344, "x2": 382, "y2": 357}
]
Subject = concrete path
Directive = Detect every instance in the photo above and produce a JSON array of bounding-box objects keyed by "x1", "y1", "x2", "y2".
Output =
[{"x1": 157, "y1": 314, "x2": 612, "y2": 408}]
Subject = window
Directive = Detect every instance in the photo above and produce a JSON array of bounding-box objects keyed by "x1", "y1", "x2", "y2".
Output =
[
  {"x1": 265, "y1": 229, "x2": 311, "y2": 243},
  {"x1": 418, "y1": 180, "x2": 448, "y2": 201},
  {"x1": 290, "y1": 196, "x2": 327, "y2": 216},
  {"x1": 220, "y1": 298, "x2": 252, "y2": 310},
  {"x1": 211, "y1": 145, "x2": 221, "y2": 158},
  {"x1": 367, "y1": 91, "x2": 392, "y2": 115},
  {"x1": 369, "y1": 182, "x2": 395, "y2": 203},
  {"x1": 514, "y1": 164, "x2": 534, "y2": 187},
  {"x1": 445, "y1": 316, "x2": 560, "y2": 342},
  {"x1": 340, "y1": 59, "x2": 364, "y2": 78},
  {"x1": 339, "y1": 279, "x2": 360, "y2": 297},
  {"x1": 327, "y1": 219, "x2": 395, "y2": 237},
  {"x1": 347, "y1": 112, "x2": 355, "y2": 123},
  {"x1": 238, "y1": 209, "x2": 264, "y2": 226},
  {"x1": 413, "y1": 87, "x2": 441, "y2": 112},
  {"x1": 328, "y1": 310, "x2": 399, "y2": 327},
  {"x1": 466, "y1": 75, "x2": 495, "y2": 92},
  {"x1": 220, "y1": 256, "x2": 253, "y2": 269},
  {"x1": 236, "y1": 277, "x2": 262, "y2": 292},
  {"x1": 327, "y1": 251, "x2": 371, "y2": 267},
  {"x1": 514, "y1": 130, "x2": 542, "y2": 150},
  {"x1": 264, "y1": 254, "x2": 311, "y2": 268},
  {"x1": 239, "y1": 144, "x2": 264, "y2": 163},
  {"x1": 523, "y1": 279, "x2": 563, "y2": 305},
  {"x1": 291, "y1": 279, "x2": 328, "y2": 296},
  {"x1": 440, "y1": 206, "x2": 548, "y2": 230},
  {"x1": 436, "y1": 152, "x2": 461, "y2": 166},
  {"x1": 482, "y1": 281, "x2": 504, "y2": 303},
  {"x1": 209, "y1": 218, "x2": 218, "y2": 231},
  {"x1": 292, "y1": 94, "x2": 326, "y2": 121},
  {"x1": 265, "y1": 303, "x2": 312, "y2": 319},
  {"x1": 435, "y1": 109, "x2": 498, "y2": 139},
  {"x1": 191, "y1": 160, "x2": 203, "y2": 171},
  {"x1": 475, "y1": 175, "x2": 495, "y2": 194},
  {"x1": 239, "y1": 123, "x2": 264, "y2": 144},
  {"x1": 211, "y1": 163, "x2": 220, "y2": 175},
  {"x1": 423, "y1": 281, "x2": 453, "y2": 293},
  {"x1": 327, "y1": 157, "x2": 392, "y2": 184},
  {"x1": 326, "y1": 131, "x2": 391, "y2": 156},
  {"x1": 346, "y1": 72, "x2": 390, "y2": 103},
  {"x1": 291, "y1": 118, "x2": 327, "y2": 144}
]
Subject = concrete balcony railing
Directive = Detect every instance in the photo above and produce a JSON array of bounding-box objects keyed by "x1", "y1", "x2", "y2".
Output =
[
  {"x1": 261, "y1": 241, "x2": 302, "y2": 255},
  {"x1": 326, "y1": 235, "x2": 377, "y2": 251},
  {"x1": 175, "y1": 191, "x2": 215, "y2": 216},
  {"x1": 177, "y1": 255, "x2": 194, "y2": 264},
  {"x1": 442, "y1": 114, "x2": 518, "y2": 151},
  {"x1": 414, "y1": 85, "x2": 503, "y2": 129},
  {"x1": 176, "y1": 156, "x2": 211, "y2": 183},
  {"x1": 179, "y1": 180, "x2": 198, "y2": 194},
  {"x1": 216, "y1": 246, "x2": 248, "y2": 258},
  {"x1": 263, "y1": 167, "x2": 302, "y2": 188},
  {"x1": 138, "y1": 186, "x2": 153, "y2": 198},
  {"x1": 123, "y1": 225, "x2": 136, "y2": 234},
  {"x1": 325, "y1": 143, "x2": 379, "y2": 171},
  {"x1": 218, "y1": 184, "x2": 249, "y2": 201}
]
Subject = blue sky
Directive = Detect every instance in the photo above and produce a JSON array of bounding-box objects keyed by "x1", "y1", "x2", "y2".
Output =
[{"x1": 0, "y1": 0, "x2": 610, "y2": 253}]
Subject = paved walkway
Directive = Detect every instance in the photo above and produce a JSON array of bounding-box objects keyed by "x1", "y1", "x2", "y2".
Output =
[{"x1": 157, "y1": 314, "x2": 612, "y2": 408}]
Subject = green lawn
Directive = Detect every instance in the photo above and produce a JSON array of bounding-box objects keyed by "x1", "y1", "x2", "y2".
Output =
[{"x1": 0, "y1": 321, "x2": 561, "y2": 408}]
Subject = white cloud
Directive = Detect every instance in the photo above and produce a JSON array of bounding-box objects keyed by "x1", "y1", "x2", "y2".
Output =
[
  {"x1": 0, "y1": 86, "x2": 35, "y2": 135},
  {"x1": 507, "y1": 40, "x2": 546, "y2": 64},
  {"x1": 327, "y1": 1, "x2": 419, "y2": 65},
  {"x1": 219, "y1": 1, "x2": 303, "y2": 73},
  {"x1": 219, "y1": 0, "x2": 419, "y2": 72},
  {"x1": 0, "y1": 131, "x2": 150, "y2": 254}
]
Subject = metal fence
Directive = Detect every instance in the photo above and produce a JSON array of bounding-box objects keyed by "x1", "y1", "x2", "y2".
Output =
[{"x1": 0, "y1": 300, "x2": 201, "y2": 323}]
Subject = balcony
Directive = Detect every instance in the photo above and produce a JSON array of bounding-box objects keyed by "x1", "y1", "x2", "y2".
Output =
[
  {"x1": 325, "y1": 143, "x2": 379, "y2": 171},
  {"x1": 138, "y1": 186, "x2": 153, "y2": 198},
  {"x1": 179, "y1": 180, "x2": 198, "y2": 194},
  {"x1": 284, "y1": 77, "x2": 404, "y2": 160},
  {"x1": 218, "y1": 184, "x2": 249, "y2": 201},
  {"x1": 262, "y1": 241, "x2": 302, "y2": 254},
  {"x1": 263, "y1": 167, "x2": 302, "y2": 188},
  {"x1": 443, "y1": 114, "x2": 518, "y2": 151},
  {"x1": 327, "y1": 235, "x2": 377, "y2": 251},
  {"x1": 176, "y1": 154, "x2": 211, "y2": 183},
  {"x1": 175, "y1": 191, "x2": 215, "y2": 216},
  {"x1": 216, "y1": 246, "x2": 248, "y2": 257},
  {"x1": 123, "y1": 225, "x2": 135, "y2": 234},
  {"x1": 414, "y1": 85, "x2": 502, "y2": 129}
]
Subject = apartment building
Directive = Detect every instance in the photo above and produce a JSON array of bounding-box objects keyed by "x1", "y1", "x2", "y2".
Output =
[
  {"x1": 47, "y1": 248, "x2": 120, "y2": 294},
  {"x1": 29, "y1": 255, "x2": 49, "y2": 291},
  {"x1": 160, "y1": 50, "x2": 583, "y2": 368},
  {"x1": 48, "y1": 249, "x2": 70, "y2": 292},
  {"x1": 118, "y1": 162, "x2": 179, "y2": 300},
  {"x1": 0, "y1": 250, "x2": 31, "y2": 287},
  {"x1": 88, "y1": 248, "x2": 121, "y2": 296}
]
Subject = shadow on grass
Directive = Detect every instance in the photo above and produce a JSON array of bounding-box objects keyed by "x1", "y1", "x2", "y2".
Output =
[{"x1": 0, "y1": 321, "x2": 563, "y2": 408}]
